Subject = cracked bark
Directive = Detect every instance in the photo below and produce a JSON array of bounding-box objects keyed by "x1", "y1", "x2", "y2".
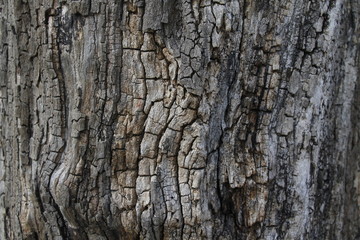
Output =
[{"x1": 0, "y1": 0, "x2": 359, "y2": 239}]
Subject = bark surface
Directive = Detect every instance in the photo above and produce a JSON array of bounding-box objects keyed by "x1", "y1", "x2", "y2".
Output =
[{"x1": 0, "y1": 0, "x2": 359, "y2": 239}]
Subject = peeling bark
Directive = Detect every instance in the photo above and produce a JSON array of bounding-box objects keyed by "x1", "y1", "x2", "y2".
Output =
[{"x1": 0, "y1": 0, "x2": 359, "y2": 239}]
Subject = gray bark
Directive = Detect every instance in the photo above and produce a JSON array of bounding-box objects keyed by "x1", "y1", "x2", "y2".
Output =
[{"x1": 0, "y1": 0, "x2": 359, "y2": 239}]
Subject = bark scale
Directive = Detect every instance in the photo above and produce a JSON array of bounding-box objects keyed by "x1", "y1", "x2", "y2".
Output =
[{"x1": 0, "y1": 0, "x2": 359, "y2": 239}]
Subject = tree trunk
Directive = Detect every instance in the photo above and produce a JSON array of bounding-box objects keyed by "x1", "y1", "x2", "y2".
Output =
[{"x1": 0, "y1": 0, "x2": 359, "y2": 239}]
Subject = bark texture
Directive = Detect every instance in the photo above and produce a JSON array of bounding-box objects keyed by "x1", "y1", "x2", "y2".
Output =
[{"x1": 0, "y1": 0, "x2": 359, "y2": 239}]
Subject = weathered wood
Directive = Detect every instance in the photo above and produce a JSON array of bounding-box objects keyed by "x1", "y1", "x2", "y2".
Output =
[{"x1": 0, "y1": 0, "x2": 359, "y2": 239}]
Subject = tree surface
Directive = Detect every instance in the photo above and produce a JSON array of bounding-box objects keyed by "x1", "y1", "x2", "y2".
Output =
[{"x1": 0, "y1": 0, "x2": 359, "y2": 239}]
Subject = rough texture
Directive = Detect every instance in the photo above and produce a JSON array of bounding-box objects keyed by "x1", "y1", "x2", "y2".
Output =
[{"x1": 0, "y1": 0, "x2": 359, "y2": 239}]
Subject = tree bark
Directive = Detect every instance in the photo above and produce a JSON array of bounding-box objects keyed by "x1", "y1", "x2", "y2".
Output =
[{"x1": 0, "y1": 0, "x2": 359, "y2": 239}]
